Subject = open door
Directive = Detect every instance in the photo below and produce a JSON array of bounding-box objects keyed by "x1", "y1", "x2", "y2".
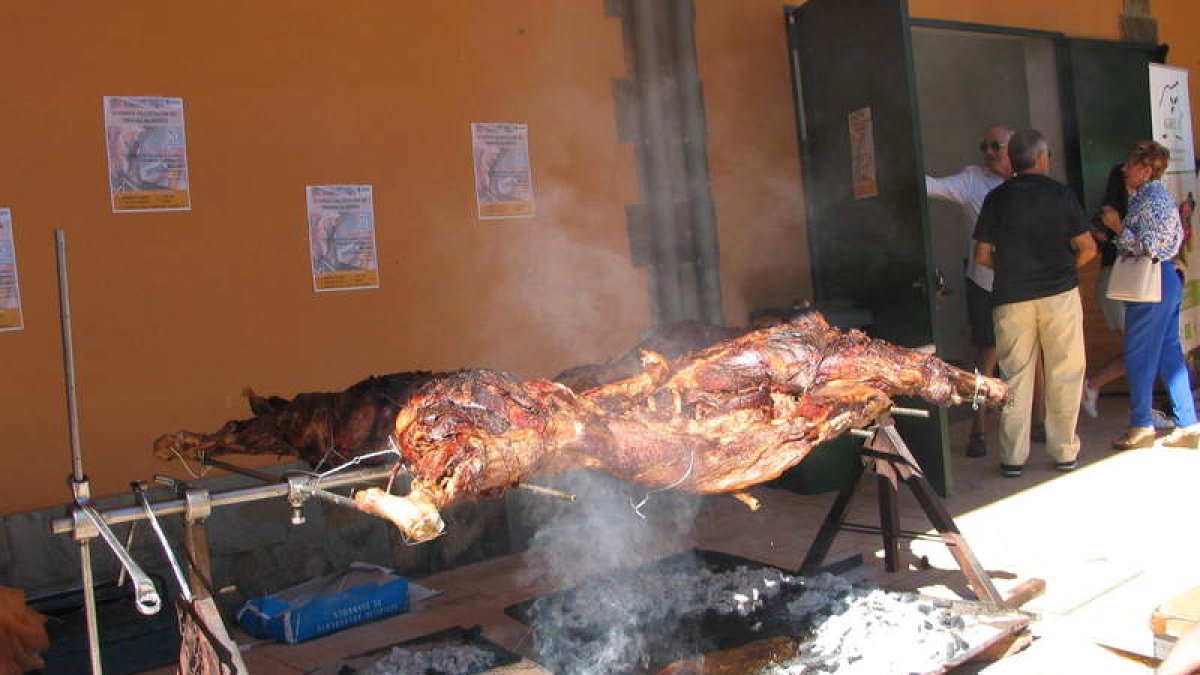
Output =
[
  {"x1": 785, "y1": 0, "x2": 952, "y2": 494},
  {"x1": 1061, "y1": 37, "x2": 1158, "y2": 215}
]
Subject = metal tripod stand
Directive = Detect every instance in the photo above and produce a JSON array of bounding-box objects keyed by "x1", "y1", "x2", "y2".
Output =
[{"x1": 798, "y1": 412, "x2": 1043, "y2": 610}]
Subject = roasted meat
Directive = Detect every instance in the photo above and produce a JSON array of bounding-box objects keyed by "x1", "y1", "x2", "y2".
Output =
[
  {"x1": 152, "y1": 372, "x2": 437, "y2": 468},
  {"x1": 355, "y1": 313, "x2": 1008, "y2": 542}
]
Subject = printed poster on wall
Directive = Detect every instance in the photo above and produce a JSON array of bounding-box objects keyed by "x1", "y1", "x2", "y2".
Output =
[
  {"x1": 471, "y1": 123, "x2": 535, "y2": 219},
  {"x1": 306, "y1": 185, "x2": 380, "y2": 292},
  {"x1": 848, "y1": 107, "x2": 877, "y2": 200},
  {"x1": 1149, "y1": 64, "x2": 1200, "y2": 351},
  {"x1": 103, "y1": 96, "x2": 192, "y2": 213},
  {"x1": 0, "y1": 208, "x2": 23, "y2": 332}
]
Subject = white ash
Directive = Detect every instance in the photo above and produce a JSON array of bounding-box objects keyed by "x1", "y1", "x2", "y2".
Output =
[
  {"x1": 529, "y1": 563, "x2": 986, "y2": 674},
  {"x1": 357, "y1": 643, "x2": 496, "y2": 675},
  {"x1": 764, "y1": 573, "x2": 973, "y2": 674}
]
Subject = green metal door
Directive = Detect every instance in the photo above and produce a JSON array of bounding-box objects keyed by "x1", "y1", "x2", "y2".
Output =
[{"x1": 785, "y1": 0, "x2": 952, "y2": 495}]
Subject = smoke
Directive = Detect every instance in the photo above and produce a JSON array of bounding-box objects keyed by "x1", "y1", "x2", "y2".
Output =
[
  {"x1": 516, "y1": 469, "x2": 701, "y2": 588},
  {"x1": 510, "y1": 469, "x2": 703, "y2": 675},
  {"x1": 471, "y1": 177, "x2": 651, "y2": 376}
]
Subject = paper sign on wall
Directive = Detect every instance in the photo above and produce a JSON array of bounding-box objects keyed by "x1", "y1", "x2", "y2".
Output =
[
  {"x1": 306, "y1": 185, "x2": 380, "y2": 292},
  {"x1": 103, "y1": 96, "x2": 192, "y2": 213},
  {"x1": 471, "y1": 123, "x2": 535, "y2": 219},
  {"x1": 848, "y1": 107, "x2": 878, "y2": 200},
  {"x1": 0, "y1": 208, "x2": 24, "y2": 332},
  {"x1": 1150, "y1": 65, "x2": 1195, "y2": 175}
]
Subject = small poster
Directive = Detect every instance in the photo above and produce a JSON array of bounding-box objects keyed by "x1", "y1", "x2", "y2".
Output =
[
  {"x1": 1149, "y1": 65, "x2": 1200, "y2": 351},
  {"x1": 104, "y1": 96, "x2": 192, "y2": 212},
  {"x1": 471, "y1": 123, "x2": 535, "y2": 219},
  {"x1": 1150, "y1": 64, "x2": 1195, "y2": 175},
  {"x1": 848, "y1": 107, "x2": 878, "y2": 200},
  {"x1": 306, "y1": 185, "x2": 380, "y2": 292},
  {"x1": 0, "y1": 208, "x2": 24, "y2": 332}
]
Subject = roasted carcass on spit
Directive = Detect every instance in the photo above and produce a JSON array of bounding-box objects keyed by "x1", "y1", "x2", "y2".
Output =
[
  {"x1": 153, "y1": 321, "x2": 738, "y2": 466},
  {"x1": 153, "y1": 372, "x2": 437, "y2": 468},
  {"x1": 353, "y1": 313, "x2": 1008, "y2": 543}
]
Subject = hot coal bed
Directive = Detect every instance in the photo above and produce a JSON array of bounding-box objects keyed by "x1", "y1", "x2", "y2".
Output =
[{"x1": 505, "y1": 550, "x2": 1022, "y2": 675}]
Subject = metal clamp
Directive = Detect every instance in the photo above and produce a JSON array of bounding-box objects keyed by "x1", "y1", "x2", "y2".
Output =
[
  {"x1": 132, "y1": 482, "x2": 192, "y2": 602},
  {"x1": 286, "y1": 474, "x2": 310, "y2": 525},
  {"x1": 971, "y1": 369, "x2": 985, "y2": 411},
  {"x1": 71, "y1": 481, "x2": 161, "y2": 616}
]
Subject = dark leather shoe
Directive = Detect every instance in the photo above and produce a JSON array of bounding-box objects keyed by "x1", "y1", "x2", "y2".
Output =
[
  {"x1": 965, "y1": 433, "x2": 987, "y2": 457},
  {"x1": 1000, "y1": 464, "x2": 1023, "y2": 478}
]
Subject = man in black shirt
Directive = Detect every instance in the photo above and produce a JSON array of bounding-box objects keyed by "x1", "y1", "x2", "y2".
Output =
[{"x1": 973, "y1": 129, "x2": 1097, "y2": 477}]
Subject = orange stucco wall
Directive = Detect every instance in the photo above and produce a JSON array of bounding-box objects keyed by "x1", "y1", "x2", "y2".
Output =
[
  {"x1": 2, "y1": 1, "x2": 1197, "y2": 515},
  {"x1": 0, "y1": 3, "x2": 646, "y2": 512},
  {"x1": 696, "y1": 3, "x2": 811, "y2": 326},
  {"x1": 1156, "y1": 1, "x2": 1200, "y2": 147}
]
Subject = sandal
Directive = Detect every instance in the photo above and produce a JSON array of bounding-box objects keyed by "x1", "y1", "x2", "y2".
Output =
[
  {"x1": 1111, "y1": 426, "x2": 1156, "y2": 451},
  {"x1": 1160, "y1": 426, "x2": 1200, "y2": 449}
]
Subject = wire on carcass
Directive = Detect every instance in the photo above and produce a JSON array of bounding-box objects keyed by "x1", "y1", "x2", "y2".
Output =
[{"x1": 629, "y1": 447, "x2": 696, "y2": 519}]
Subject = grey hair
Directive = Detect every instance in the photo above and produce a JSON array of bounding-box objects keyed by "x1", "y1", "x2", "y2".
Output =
[{"x1": 1007, "y1": 129, "x2": 1048, "y2": 172}]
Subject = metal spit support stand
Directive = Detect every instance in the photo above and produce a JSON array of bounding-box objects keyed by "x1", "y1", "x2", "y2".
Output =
[
  {"x1": 51, "y1": 232, "x2": 409, "y2": 673},
  {"x1": 797, "y1": 407, "x2": 1044, "y2": 611},
  {"x1": 51, "y1": 464, "x2": 396, "y2": 674},
  {"x1": 55, "y1": 230, "x2": 165, "y2": 674}
]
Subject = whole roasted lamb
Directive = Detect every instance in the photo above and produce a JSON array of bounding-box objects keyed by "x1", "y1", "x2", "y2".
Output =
[
  {"x1": 352, "y1": 313, "x2": 1007, "y2": 542},
  {"x1": 156, "y1": 313, "x2": 1007, "y2": 543}
]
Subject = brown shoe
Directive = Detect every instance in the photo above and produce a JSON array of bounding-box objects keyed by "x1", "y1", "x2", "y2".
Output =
[
  {"x1": 1160, "y1": 426, "x2": 1200, "y2": 449},
  {"x1": 1112, "y1": 426, "x2": 1156, "y2": 450}
]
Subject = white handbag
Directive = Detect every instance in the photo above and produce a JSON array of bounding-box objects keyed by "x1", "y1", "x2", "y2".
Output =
[{"x1": 1106, "y1": 254, "x2": 1161, "y2": 303}]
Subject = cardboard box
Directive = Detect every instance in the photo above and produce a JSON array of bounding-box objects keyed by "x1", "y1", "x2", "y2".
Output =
[
  {"x1": 236, "y1": 562, "x2": 408, "y2": 643},
  {"x1": 1152, "y1": 583, "x2": 1200, "y2": 659}
]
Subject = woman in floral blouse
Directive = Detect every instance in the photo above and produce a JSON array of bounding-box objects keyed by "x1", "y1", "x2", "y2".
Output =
[{"x1": 1101, "y1": 140, "x2": 1199, "y2": 449}]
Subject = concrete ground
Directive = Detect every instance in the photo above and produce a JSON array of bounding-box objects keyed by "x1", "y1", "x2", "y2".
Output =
[{"x1": 137, "y1": 390, "x2": 1199, "y2": 674}]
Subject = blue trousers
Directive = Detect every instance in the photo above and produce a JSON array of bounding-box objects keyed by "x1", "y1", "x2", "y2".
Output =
[{"x1": 1123, "y1": 260, "x2": 1198, "y2": 429}]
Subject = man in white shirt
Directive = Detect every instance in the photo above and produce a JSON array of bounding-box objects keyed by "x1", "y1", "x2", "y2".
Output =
[{"x1": 926, "y1": 125, "x2": 1023, "y2": 458}]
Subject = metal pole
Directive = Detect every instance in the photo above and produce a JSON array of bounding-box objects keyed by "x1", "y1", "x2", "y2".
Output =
[
  {"x1": 56, "y1": 230, "x2": 84, "y2": 481},
  {"x1": 55, "y1": 229, "x2": 104, "y2": 674},
  {"x1": 77, "y1": 540, "x2": 102, "y2": 675},
  {"x1": 52, "y1": 465, "x2": 396, "y2": 536}
]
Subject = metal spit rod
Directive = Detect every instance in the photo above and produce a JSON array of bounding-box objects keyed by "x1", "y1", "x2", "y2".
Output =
[{"x1": 52, "y1": 465, "x2": 395, "y2": 536}]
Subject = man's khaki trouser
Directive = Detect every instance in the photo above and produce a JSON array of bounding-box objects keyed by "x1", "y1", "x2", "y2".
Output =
[{"x1": 992, "y1": 287, "x2": 1086, "y2": 466}]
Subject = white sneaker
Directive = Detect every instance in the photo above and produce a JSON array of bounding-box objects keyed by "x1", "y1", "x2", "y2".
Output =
[
  {"x1": 1151, "y1": 409, "x2": 1176, "y2": 431},
  {"x1": 1080, "y1": 382, "x2": 1099, "y2": 419}
]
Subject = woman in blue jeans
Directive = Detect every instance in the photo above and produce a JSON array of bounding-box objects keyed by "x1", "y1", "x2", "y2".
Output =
[{"x1": 1101, "y1": 140, "x2": 1199, "y2": 450}]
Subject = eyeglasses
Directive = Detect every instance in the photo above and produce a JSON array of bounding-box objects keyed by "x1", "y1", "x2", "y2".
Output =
[{"x1": 979, "y1": 140, "x2": 1008, "y2": 153}]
